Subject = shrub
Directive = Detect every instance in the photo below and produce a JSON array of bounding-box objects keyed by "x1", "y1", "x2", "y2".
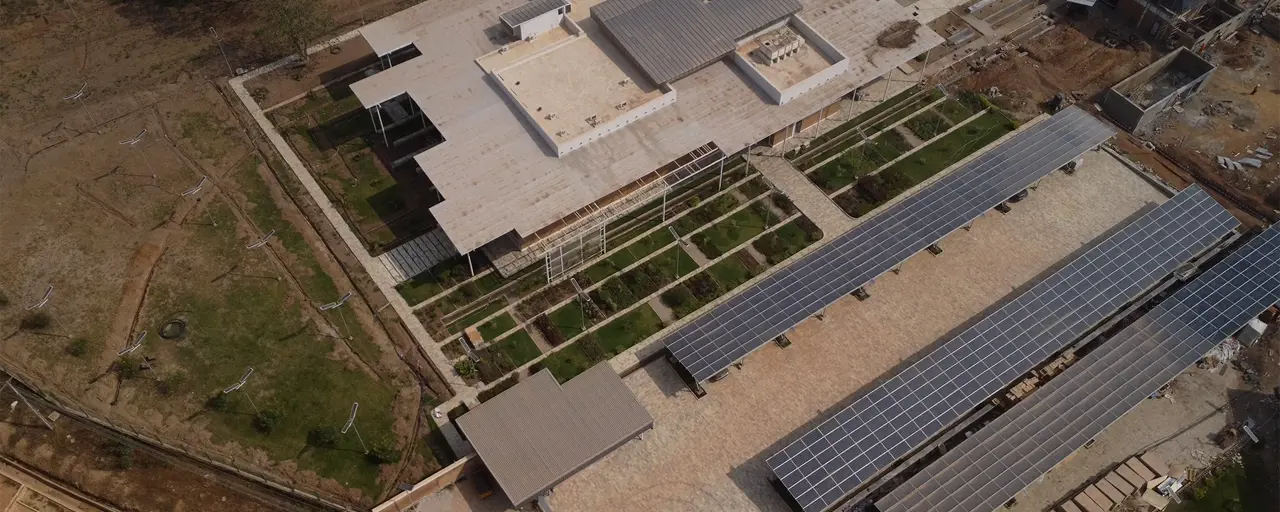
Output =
[
  {"x1": 105, "y1": 441, "x2": 134, "y2": 470},
  {"x1": 686, "y1": 274, "x2": 721, "y2": 301},
  {"x1": 307, "y1": 426, "x2": 339, "y2": 448},
  {"x1": 206, "y1": 393, "x2": 230, "y2": 411},
  {"x1": 253, "y1": 410, "x2": 282, "y2": 434},
  {"x1": 771, "y1": 192, "x2": 797, "y2": 215},
  {"x1": 478, "y1": 375, "x2": 519, "y2": 402},
  {"x1": 880, "y1": 169, "x2": 914, "y2": 194},
  {"x1": 661, "y1": 286, "x2": 693, "y2": 310},
  {"x1": 19, "y1": 311, "x2": 51, "y2": 330},
  {"x1": 475, "y1": 351, "x2": 515, "y2": 383},
  {"x1": 453, "y1": 359, "x2": 476, "y2": 378},
  {"x1": 115, "y1": 356, "x2": 142, "y2": 380},
  {"x1": 533, "y1": 315, "x2": 565, "y2": 347},
  {"x1": 796, "y1": 217, "x2": 823, "y2": 242},
  {"x1": 156, "y1": 373, "x2": 186, "y2": 396},
  {"x1": 579, "y1": 335, "x2": 607, "y2": 362},
  {"x1": 856, "y1": 175, "x2": 891, "y2": 203},
  {"x1": 367, "y1": 437, "x2": 401, "y2": 465},
  {"x1": 67, "y1": 338, "x2": 93, "y2": 357},
  {"x1": 835, "y1": 191, "x2": 875, "y2": 218}
]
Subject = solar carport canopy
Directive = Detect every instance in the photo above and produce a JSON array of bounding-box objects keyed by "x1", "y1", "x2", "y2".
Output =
[
  {"x1": 880, "y1": 224, "x2": 1280, "y2": 512},
  {"x1": 766, "y1": 185, "x2": 1237, "y2": 512},
  {"x1": 665, "y1": 106, "x2": 1115, "y2": 384}
]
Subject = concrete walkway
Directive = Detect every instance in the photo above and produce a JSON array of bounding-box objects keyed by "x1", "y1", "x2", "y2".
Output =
[{"x1": 749, "y1": 153, "x2": 853, "y2": 236}]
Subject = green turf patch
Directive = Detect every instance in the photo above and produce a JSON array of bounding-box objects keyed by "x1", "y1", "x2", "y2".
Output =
[
  {"x1": 884, "y1": 111, "x2": 1016, "y2": 183},
  {"x1": 475, "y1": 329, "x2": 541, "y2": 383},
  {"x1": 753, "y1": 218, "x2": 823, "y2": 265},
  {"x1": 548, "y1": 301, "x2": 594, "y2": 341},
  {"x1": 673, "y1": 194, "x2": 741, "y2": 236},
  {"x1": 594, "y1": 304, "x2": 665, "y2": 356},
  {"x1": 691, "y1": 202, "x2": 778, "y2": 259},
  {"x1": 650, "y1": 246, "x2": 698, "y2": 280},
  {"x1": 582, "y1": 228, "x2": 675, "y2": 284},
  {"x1": 445, "y1": 299, "x2": 507, "y2": 335},
  {"x1": 707, "y1": 251, "x2": 765, "y2": 289},
  {"x1": 934, "y1": 98, "x2": 975, "y2": 124},
  {"x1": 902, "y1": 110, "x2": 953, "y2": 141},
  {"x1": 539, "y1": 335, "x2": 607, "y2": 383},
  {"x1": 477, "y1": 312, "x2": 517, "y2": 341},
  {"x1": 235, "y1": 156, "x2": 338, "y2": 302},
  {"x1": 737, "y1": 176, "x2": 770, "y2": 199}
]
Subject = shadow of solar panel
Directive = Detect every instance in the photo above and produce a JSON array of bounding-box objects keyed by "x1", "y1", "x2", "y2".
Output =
[
  {"x1": 881, "y1": 224, "x2": 1280, "y2": 512},
  {"x1": 765, "y1": 186, "x2": 1237, "y2": 512},
  {"x1": 666, "y1": 107, "x2": 1118, "y2": 385}
]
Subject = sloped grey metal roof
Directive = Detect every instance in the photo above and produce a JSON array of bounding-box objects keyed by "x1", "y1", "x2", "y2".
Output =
[
  {"x1": 593, "y1": 0, "x2": 803, "y2": 84},
  {"x1": 501, "y1": 0, "x2": 571, "y2": 28},
  {"x1": 455, "y1": 364, "x2": 652, "y2": 505}
]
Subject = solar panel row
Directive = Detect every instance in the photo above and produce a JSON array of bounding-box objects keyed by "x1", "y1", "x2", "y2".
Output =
[
  {"x1": 666, "y1": 107, "x2": 1115, "y2": 383},
  {"x1": 880, "y1": 224, "x2": 1280, "y2": 512},
  {"x1": 766, "y1": 186, "x2": 1238, "y2": 512}
]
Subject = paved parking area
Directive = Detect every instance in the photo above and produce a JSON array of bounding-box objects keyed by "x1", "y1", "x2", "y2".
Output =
[{"x1": 548, "y1": 151, "x2": 1169, "y2": 512}]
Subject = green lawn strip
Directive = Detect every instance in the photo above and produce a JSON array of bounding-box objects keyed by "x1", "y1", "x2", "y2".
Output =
[
  {"x1": 593, "y1": 304, "x2": 665, "y2": 356},
  {"x1": 649, "y1": 246, "x2": 698, "y2": 280},
  {"x1": 399, "y1": 258, "x2": 504, "y2": 313},
  {"x1": 547, "y1": 300, "x2": 594, "y2": 341},
  {"x1": 934, "y1": 98, "x2": 975, "y2": 124},
  {"x1": 156, "y1": 213, "x2": 393, "y2": 498},
  {"x1": 886, "y1": 110, "x2": 1016, "y2": 183},
  {"x1": 445, "y1": 299, "x2": 507, "y2": 336},
  {"x1": 474, "y1": 329, "x2": 542, "y2": 383},
  {"x1": 691, "y1": 202, "x2": 778, "y2": 259},
  {"x1": 866, "y1": 89, "x2": 945, "y2": 134},
  {"x1": 235, "y1": 156, "x2": 339, "y2": 302},
  {"x1": 902, "y1": 110, "x2": 953, "y2": 141},
  {"x1": 737, "y1": 176, "x2": 770, "y2": 199},
  {"x1": 537, "y1": 335, "x2": 608, "y2": 383},
  {"x1": 582, "y1": 228, "x2": 675, "y2": 284},
  {"x1": 752, "y1": 218, "x2": 824, "y2": 265},
  {"x1": 673, "y1": 194, "x2": 741, "y2": 236},
  {"x1": 833, "y1": 111, "x2": 1016, "y2": 218},
  {"x1": 790, "y1": 85, "x2": 921, "y2": 158},
  {"x1": 708, "y1": 251, "x2": 765, "y2": 288},
  {"x1": 337, "y1": 149, "x2": 399, "y2": 224},
  {"x1": 476, "y1": 312, "x2": 517, "y2": 341}
]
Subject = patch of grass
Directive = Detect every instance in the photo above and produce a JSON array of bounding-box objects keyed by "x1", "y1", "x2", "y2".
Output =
[
  {"x1": 475, "y1": 329, "x2": 540, "y2": 383},
  {"x1": 753, "y1": 218, "x2": 823, "y2": 265},
  {"x1": 935, "y1": 98, "x2": 975, "y2": 123},
  {"x1": 477, "y1": 313, "x2": 517, "y2": 341},
  {"x1": 792, "y1": 85, "x2": 921, "y2": 157},
  {"x1": 548, "y1": 301, "x2": 594, "y2": 341},
  {"x1": 477, "y1": 375, "x2": 519, "y2": 403},
  {"x1": 445, "y1": 299, "x2": 507, "y2": 336},
  {"x1": 649, "y1": 246, "x2": 698, "y2": 280},
  {"x1": 884, "y1": 111, "x2": 1016, "y2": 183},
  {"x1": 902, "y1": 110, "x2": 953, "y2": 141},
  {"x1": 235, "y1": 156, "x2": 338, "y2": 302},
  {"x1": 1169, "y1": 463, "x2": 1264, "y2": 512},
  {"x1": 540, "y1": 335, "x2": 607, "y2": 383},
  {"x1": 19, "y1": 311, "x2": 51, "y2": 330},
  {"x1": 691, "y1": 202, "x2": 777, "y2": 259},
  {"x1": 582, "y1": 229, "x2": 675, "y2": 284},
  {"x1": 594, "y1": 304, "x2": 664, "y2": 356},
  {"x1": 737, "y1": 176, "x2": 770, "y2": 198},
  {"x1": 707, "y1": 251, "x2": 765, "y2": 290},
  {"x1": 673, "y1": 194, "x2": 741, "y2": 236}
]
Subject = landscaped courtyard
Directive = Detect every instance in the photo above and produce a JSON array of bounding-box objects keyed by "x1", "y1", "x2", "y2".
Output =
[{"x1": 397, "y1": 160, "x2": 824, "y2": 391}]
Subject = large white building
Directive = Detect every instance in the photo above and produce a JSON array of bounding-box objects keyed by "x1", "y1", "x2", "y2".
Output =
[{"x1": 350, "y1": 0, "x2": 942, "y2": 276}]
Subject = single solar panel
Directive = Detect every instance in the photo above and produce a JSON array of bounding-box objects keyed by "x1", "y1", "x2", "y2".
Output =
[
  {"x1": 767, "y1": 186, "x2": 1238, "y2": 512},
  {"x1": 667, "y1": 107, "x2": 1113, "y2": 384},
  {"x1": 880, "y1": 224, "x2": 1280, "y2": 512}
]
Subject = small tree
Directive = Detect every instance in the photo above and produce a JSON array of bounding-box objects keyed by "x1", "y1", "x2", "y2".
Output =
[
  {"x1": 454, "y1": 359, "x2": 477, "y2": 378},
  {"x1": 257, "y1": 0, "x2": 334, "y2": 63},
  {"x1": 19, "y1": 311, "x2": 51, "y2": 330},
  {"x1": 206, "y1": 393, "x2": 230, "y2": 412},
  {"x1": 67, "y1": 338, "x2": 93, "y2": 357},
  {"x1": 115, "y1": 355, "x2": 142, "y2": 380},
  {"x1": 366, "y1": 437, "x2": 401, "y2": 465},
  {"x1": 307, "y1": 426, "x2": 339, "y2": 448},
  {"x1": 253, "y1": 410, "x2": 281, "y2": 434},
  {"x1": 105, "y1": 441, "x2": 134, "y2": 470}
]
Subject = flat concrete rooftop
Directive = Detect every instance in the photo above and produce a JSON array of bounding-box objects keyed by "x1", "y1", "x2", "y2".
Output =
[
  {"x1": 546, "y1": 152, "x2": 1169, "y2": 511},
  {"x1": 351, "y1": 0, "x2": 943, "y2": 253},
  {"x1": 737, "y1": 27, "x2": 838, "y2": 91}
]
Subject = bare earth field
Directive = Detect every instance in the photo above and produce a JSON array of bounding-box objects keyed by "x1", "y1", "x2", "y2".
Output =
[
  {"x1": 547, "y1": 152, "x2": 1168, "y2": 511},
  {"x1": 0, "y1": 0, "x2": 450, "y2": 507}
]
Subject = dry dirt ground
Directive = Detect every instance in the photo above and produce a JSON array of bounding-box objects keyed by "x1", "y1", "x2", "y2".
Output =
[
  {"x1": 0, "y1": 0, "x2": 449, "y2": 508},
  {"x1": 545, "y1": 152, "x2": 1169, "y2": 512}
]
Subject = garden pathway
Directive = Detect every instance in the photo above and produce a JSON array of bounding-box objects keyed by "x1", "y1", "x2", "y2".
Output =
[{"x1": 749, "y1": 154, "x2": 853, "y2": 236}]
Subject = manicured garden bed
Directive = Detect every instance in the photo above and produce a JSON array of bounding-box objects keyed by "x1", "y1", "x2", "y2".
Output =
[
  {"x1": 581, "y1": 228, "x2": 676, "y2": 284},
  {"x1": 753, "y1": 218, "x2": 823, "y2": 265},
  {"x1": 476, "y1": 312, "x2": 517, "y2": 340},
  {"x1": 594, "y1": 304, "x2": 665, "y2": 356},
  {"x1": 396, "y1": 257, "x2": 503, "y2": 308},
  {"x1": 809, "y1": 131, "x2": 913, "y2": 194},
  {"x1": 902, "y1": 110, "x2": 952, "y2": 141},
  {"x1": 474, "y1": 329, "x2": 542, "y2": 383},
  {"x1": 692, "y1": 203, "x2": 779, "y2": 259}
]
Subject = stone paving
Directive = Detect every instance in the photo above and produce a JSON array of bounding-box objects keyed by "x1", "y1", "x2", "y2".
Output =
[
  {"x1": 548, "y1": 152, "x2": 1169, "y2": 512},
  {"x1": 749, "y1": 154, "x2": 854, "y2": 235}
]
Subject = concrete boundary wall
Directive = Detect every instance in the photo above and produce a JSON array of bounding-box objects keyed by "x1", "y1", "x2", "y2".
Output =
[{"x1": 1101, "y1": 47, "x2": 1215, "y2": 134}]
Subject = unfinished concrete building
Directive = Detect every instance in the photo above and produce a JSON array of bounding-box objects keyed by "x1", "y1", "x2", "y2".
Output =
[
  {"x1": 1107, "y1": 0, "x2": 1275, "y2": 50},
  {"x1": 1101, "y1": 47, "x2": 1216, "y2": 133},
  {"x1": 347, "y1": 0, "x2": 942, "y2": 278}
]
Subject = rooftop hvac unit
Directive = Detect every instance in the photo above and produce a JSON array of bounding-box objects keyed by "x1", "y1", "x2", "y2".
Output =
[{"x1": 754, "y1": 27, "x2": 804, "y2": 65}]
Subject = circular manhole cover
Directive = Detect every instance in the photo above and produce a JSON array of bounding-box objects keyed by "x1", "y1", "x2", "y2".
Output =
[{"x1": 160, "y1": 319, "x2": 188, "y2": 340}]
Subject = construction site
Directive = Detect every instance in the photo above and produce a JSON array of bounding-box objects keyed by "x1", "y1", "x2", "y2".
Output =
[{"x1": 1, "y1": 0, "x2": 1279, "y2": 510}]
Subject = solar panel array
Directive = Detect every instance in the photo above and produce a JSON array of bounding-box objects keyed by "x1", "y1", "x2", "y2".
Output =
[
  {"x1": 766, "y1": 186, "x2": 1237, "y2": 512},
  {"x1": 880, "y1": 224, "x2": 1280, "y2": 512},
  {"x1": 666, "y1": 107, "x2": 1114, "y2": 383}
]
